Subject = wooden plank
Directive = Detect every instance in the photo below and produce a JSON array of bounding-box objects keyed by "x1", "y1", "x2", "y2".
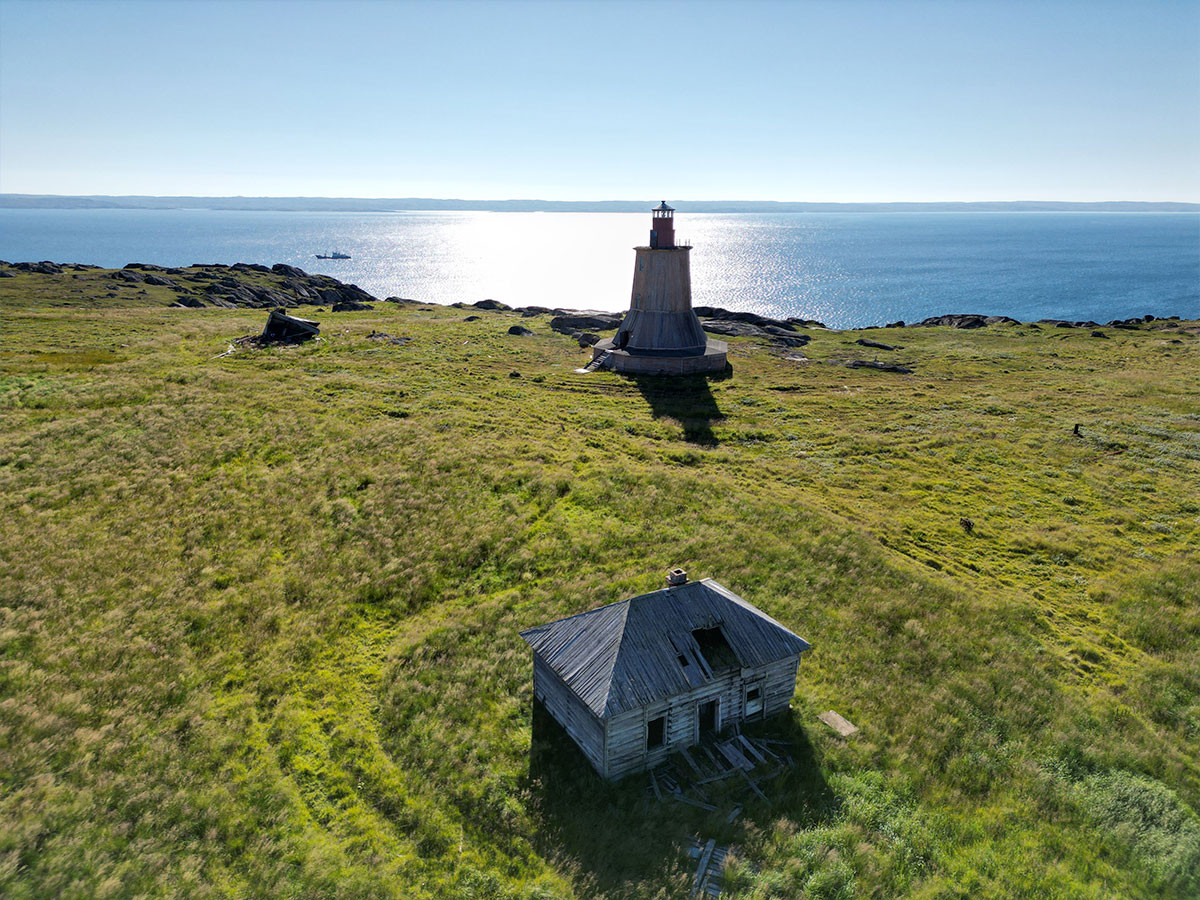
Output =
[
  {"x1": 679, "y1": 746, "x2": 703, "y2": 776},
  {"x1": 692, "y1": 839, "x2": 716, "y2": 897},
  {"x1": 650, "y1": 769, "x2": 663, "y2": 802},
  {"x1": 818, "y1": 710, "x2": 859, "y2": 737},
  {"x1": 725, "y1": 803, "x2": 743, "y2": 824},
  {"x1": 676, "y1": 794, "x2": 717, "y2": 812},
  {"x1": 715, "y1": 741, "x2": 746, "y2": 770},
  {"x1": 741, "y1": 770, "x2": 769, "y2": 803},
  {"x1": 738, "y1": 734, "x2": 767, "y2": 765}
]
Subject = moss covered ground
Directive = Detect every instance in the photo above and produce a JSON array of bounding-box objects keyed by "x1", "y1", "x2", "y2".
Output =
[{"x1": 1, "y1": 268, "x2": 1198, "y2": 899}]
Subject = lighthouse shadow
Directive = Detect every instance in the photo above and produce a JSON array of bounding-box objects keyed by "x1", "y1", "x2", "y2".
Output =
[{"x1": 631, "y1": 371, "x2": 728, "y2": 446}]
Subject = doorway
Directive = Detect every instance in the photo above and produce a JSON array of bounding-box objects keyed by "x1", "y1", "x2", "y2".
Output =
[{"x1": 697, "y1": 699, "x2": 719, "y2": 740}]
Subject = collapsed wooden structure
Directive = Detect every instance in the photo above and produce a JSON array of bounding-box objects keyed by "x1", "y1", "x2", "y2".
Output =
[{"x1": 520, "y1": 571, "x2": 809, "y2": 780}]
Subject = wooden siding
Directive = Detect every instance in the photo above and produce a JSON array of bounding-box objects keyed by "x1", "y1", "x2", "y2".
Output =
[
  {"x1": 532, "y1": 656, "x2": 605, "y2": 774},
  {"x1": 602, "y1": 654, "x2": 801, "y2": 779}
]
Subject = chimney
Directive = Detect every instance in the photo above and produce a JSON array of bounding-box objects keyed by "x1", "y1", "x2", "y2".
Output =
[{"x1": 666, "y1": 568, "x2": 688, "y2": 587}]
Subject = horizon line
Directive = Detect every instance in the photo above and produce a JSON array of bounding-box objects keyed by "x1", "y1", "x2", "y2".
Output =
[{"x1": 1, "y1": 194, "x2": 1197, "y2": 213}]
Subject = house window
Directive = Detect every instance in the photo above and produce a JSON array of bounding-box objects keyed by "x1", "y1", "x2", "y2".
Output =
[
  {"x1": 745, "y1": 682, "x2": 764, "y2": 718},
  {"x1": 647, "y1": 714, "x2": 666, "y2": 749}
]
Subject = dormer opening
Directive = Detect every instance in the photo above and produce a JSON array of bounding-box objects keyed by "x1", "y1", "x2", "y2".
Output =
[{"x1": 692, "y1": 625, "x2": 739, "y2": 671}]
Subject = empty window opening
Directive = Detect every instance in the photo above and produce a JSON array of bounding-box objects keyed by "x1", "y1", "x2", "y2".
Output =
[
  {"x1": 692, "y1": 626, "x2": 739, "y2": 671},
  {"x1": 678, "y1": 654, "x2": 689, "y2": 667},
  {"x1": 647, "y1": 715, "x2": 666, "y2": 749},
  {"x1": 745, "y1": 683, "x2": 764, "y2": 717}
]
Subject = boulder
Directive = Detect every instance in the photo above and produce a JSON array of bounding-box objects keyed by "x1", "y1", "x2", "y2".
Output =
[
  {"x1": 1091, "y1": 331, "x2": 1108, "y2": 338},
  {"x1": 576, "y1": 332, "x2": 600, "y2": 347},
  {"x1": 856, "y1": 338, "x2": 897, "y2": 351},
  {"x1": 233, "y1": 262, "x2": 272, "y2": 274},
  {"x1": 272, "y1": 263, "x2": 308, "y2": 278},
  {"x1": 0, "y1": 271, "x2": 13, "y2": 278},
  {"x1": 508, "y1": 325, "x2": 534, "y2": 336},
  {"x1": 550, "y1": 314, "x2": 622, "y2": 334},
  {"x1": 885, "y1": 320, "x2": 906, "y2": 328},
  {"x1": 464, "y1": 315, "x2": 482, "y2": 322},
  {"x1": 517, "y1": 306, "x2": 556, "y2": 317},
  {"x1": 847, "y1": 360, "x2": 914, "y2": 374},
  {"x1": 142, "y1": 273, "x2": 176, "y2": 287},
  {"x1": 474, "y1": 299, "x2": 511, "y2": 311},
  {"x1": 383, "y1": 296, "x2": 418, "y2": 304},
  {"x1": 124, "y1": 262, "x2": 165, "y2": 271},
  {"x1": 332, "y1": 299, "x2": 374, "y2": 311},
  {"x1": 172, "y1": 295, "x2": 205, "y2": 308},
  {"x1": 113, "y1": 269, "x2": 146, "y2": 282}
]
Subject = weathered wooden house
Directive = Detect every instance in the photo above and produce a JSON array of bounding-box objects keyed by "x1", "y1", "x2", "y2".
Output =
[{"x1": 520, "y1": 570, "x2": 810, "y2": 780}]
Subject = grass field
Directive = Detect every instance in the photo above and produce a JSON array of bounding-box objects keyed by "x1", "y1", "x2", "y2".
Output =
[{"x1": 1, "y1": 268, "x2": 1198, "y2": 899}]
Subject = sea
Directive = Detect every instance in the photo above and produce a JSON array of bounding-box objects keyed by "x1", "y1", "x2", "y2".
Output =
[{"x1": 2, "y1": 209, "x2": 1197, "y2": 328}]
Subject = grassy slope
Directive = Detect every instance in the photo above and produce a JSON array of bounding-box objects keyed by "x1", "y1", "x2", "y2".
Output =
[{"x1": 1, "y1": 270, "x2": 1198, "y2": 899}]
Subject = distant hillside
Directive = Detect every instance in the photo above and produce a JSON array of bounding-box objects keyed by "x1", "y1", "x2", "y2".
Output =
[{"x1": 2, "y1": 193, "x2": 1198, "y2": 213}]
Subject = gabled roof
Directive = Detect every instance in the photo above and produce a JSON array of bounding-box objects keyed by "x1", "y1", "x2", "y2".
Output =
[{"x1": 519, "y1": 579, "x2": 809, "y2": 719}]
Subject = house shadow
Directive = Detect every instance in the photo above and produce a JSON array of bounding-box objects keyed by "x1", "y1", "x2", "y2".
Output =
[
  {"x1": 629, "y1": 369, "x2": 729, "y2": 446},
  {"x1": 526, "y1": 701, "x2": 835, "y2": 896}
]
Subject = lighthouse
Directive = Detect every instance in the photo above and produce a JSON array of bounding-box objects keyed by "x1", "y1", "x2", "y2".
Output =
[{"x1": 592, "y1": 202, "x2": 728, "y2": 375}]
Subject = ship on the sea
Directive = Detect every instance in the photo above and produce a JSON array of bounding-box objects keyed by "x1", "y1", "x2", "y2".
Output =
[{"x1": 315, "y1": 251, "x2": 351, "y2": 259}]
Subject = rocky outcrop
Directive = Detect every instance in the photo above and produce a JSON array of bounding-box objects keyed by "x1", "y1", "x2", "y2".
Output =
[
  {"x1": 12, "y1": 261, "x2": 63, "y2": 274},
  {"x1": 701, "y1": 319, "x2": 810, "y2": 349},
  {"x1": 856, "y1": 338, "x2": 898, "y2": 351},
  {"x1": 848, "y1": 360, "x2": 914, "y2": 374},
  {"x1": 912, "y1": 314, "x2": 1020, "y2": 329},
  {"x1": 549, "y1": 314, "x2": 623, "y2": 334},
  {"x1": 272, "y1": 263, "x2": 308, "y2": 279}
]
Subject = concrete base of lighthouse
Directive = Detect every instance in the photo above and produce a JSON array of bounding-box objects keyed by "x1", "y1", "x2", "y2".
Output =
[{"x1": 592, "y1": 337, "x2": 728, "y2": 376}]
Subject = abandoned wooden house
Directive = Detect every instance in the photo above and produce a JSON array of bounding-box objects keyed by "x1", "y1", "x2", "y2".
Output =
[{"x1": 520, "y1": 570, "x2": 810, "y2": 780}]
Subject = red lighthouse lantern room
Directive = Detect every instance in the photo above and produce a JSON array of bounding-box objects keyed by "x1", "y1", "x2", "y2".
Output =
[{"x1": 649, "y1": 201, "x2": 675, "y2": 249}]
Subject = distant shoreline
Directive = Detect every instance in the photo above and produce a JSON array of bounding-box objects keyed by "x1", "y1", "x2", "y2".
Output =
[{"x1": 2, "y1": 194, "x2": 1197, "y2": 214}]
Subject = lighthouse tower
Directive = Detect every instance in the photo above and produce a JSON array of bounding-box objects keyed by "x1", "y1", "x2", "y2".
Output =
[{"x1": 593, "y1": 202, "x2": 728, "y2": 375}]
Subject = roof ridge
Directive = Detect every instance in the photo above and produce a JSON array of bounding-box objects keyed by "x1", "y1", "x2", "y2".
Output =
[{"x1": 597, "y1": 600, "x2": 632, "y2": 717}]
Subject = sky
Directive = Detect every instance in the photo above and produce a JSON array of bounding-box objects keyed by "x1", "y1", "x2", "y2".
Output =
[{"x1": 0, "y1": 0, "x2": 1197, "y2": 201}]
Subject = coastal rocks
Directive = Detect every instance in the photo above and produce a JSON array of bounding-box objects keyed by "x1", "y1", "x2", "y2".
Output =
[
  {"x1": 576, "y1": 332, "x2": 600, "y2": 347},
  {"x1": 13, "y1": 261, "x2": 64, "y2": 274},
  {"x1": 383, "y1": 296, "x2": 419, "y2": 304},
  {"x1": 473, "y1": 299, "x2": 511, "y2": 311},
  {"x1": 550, "y1": 313, "x2": 623, "y2": 334},
  {"x1": 518, "y1": 306, "x2": 557, "y2": 317},
  {"x1": 508, "y1": 325, "x2": 534, "y2": 336},
  {"x1": 272, "y1": 263, "x2": 308, "y2": 279},
  {"x1": 701, "y1": 319, "x2": 811, "y2": 349},
  {"x1": 856, "y1": 338, "x2": 898, "y2": 351},
  {"x1": 885, "y1": 320, "x2": 905, "y2": 328},
  {"x1": 694, "y1": 306, "x2": 798, "y2": 331},
  {"x1": 331, "y1": 298, "x2": 374, "y2": 311},
  {"x1": 847, "y1": 360, "x2": 914, "y2": 374},
  {"x1": 1040, "y1": 318, "x2": 1102, "y2": 329},
  {"x1": 143, "y1": 273, "x2": 177, "y2": 287},
  {"x1": 912, "y1": 314, "x2": 1020, "y2": 329}
]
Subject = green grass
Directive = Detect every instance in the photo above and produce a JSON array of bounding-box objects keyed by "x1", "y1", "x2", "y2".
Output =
[{"x1": 1, "y1": 270, "x2": 1198, "y2": 899}]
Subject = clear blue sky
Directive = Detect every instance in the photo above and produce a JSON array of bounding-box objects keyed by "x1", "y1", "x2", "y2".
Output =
[{"x1": 1, "y1": 0, "x2": 1197, "y2": 201}]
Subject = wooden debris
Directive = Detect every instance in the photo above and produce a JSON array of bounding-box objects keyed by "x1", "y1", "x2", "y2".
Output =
[
  {"x1": 740, "y1": 770, "x2": 769, "y2": 804},
  {"x1": 692, "y1": 839, "x2": 716, "y2": 896},
  {"x1": 738, "y1": 734, "x2": 767, "y2": 765},
  {"x1": 680, "y1": 746, "x2": 703, "y2": 776},
  {"x1": 818, "y1": 710, "x2": 859, "y2": 737},
  {"x1": 725, "y1": 803, "x2": 742, "y2": 824}
]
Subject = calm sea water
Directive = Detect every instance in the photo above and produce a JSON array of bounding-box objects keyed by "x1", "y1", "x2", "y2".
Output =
[{"x1": 2, "y1": 209, "x2": 1196, "y2": 328}]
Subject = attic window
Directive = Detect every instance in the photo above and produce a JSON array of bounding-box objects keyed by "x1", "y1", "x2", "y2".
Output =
[
  {"x1": 692, "y1": 626, "x2": 739, "y2": 671},
  {"x1": 647, "y1": 714, "x2": 665, "y2": 749}
]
